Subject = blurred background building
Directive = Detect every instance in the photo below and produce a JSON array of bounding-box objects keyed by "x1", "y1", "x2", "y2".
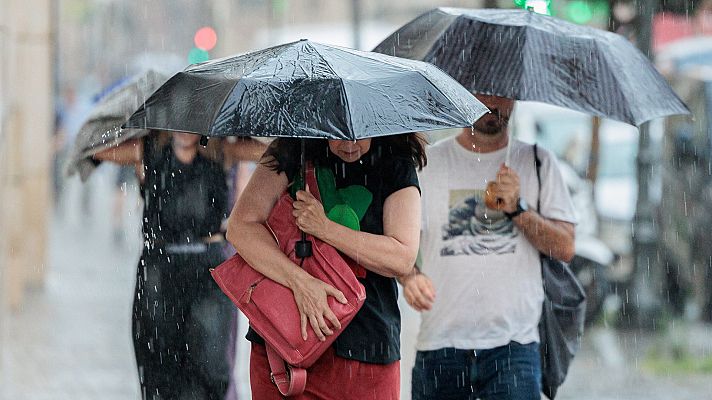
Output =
[{"x1": 3, "y1": 0, "x2": 712, "y2": 399}]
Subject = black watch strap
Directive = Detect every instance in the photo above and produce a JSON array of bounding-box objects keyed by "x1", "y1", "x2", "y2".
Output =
[{"x1": 504, "y1": 198, "x2": 528, "y2": 219}]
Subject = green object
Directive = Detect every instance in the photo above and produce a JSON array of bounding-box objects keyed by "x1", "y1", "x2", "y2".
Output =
[
  {"x1": 293, "y1": 166, "x2": 373, "y2": 231},
  {"x1": 566, "y1": 0, "x2": 593, "y2": 24},
  {"x1": 188, "y1": 48, "x2": 210, "y2": 64},
  {"x1": 327, "y1": 204, "x2": 361, "y2": 231},
  {"x1": 337, "y1": 185, "x2": 372, "y2": 221},
  {"x1": 515, "y1": 0, "x2": 552, "y2": 15},
  {"x1": 272, "y1": 0, "x2": 288, "y2": 16},
  {"x1": 316, "y1": 168, "x2": 339, "y2": 212}
]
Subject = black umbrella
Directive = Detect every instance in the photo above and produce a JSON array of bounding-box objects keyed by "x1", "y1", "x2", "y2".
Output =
[
  {"x1": 124, "y1": 39, "x2": 487, "y2": 139},
  {"x1": 125, "y1": 39, "x2": 488, "y2": 257},
  {"x1": 373, "y1": 7, "x2": 689, "y2": 126}
]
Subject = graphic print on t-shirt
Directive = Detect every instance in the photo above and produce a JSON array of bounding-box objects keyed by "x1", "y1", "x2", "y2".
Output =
[{"x1": 441, "y1": 189, "x2": 518, "y2": 256}]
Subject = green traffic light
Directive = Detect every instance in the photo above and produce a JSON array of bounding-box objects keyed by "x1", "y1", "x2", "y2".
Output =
[
  {"x1": 188, "y1": 48, "x2": 210, "y2": 64},
  {"x1": 566, "y1": 0, "x2": 594, "y2": 24},
  {"x1": 514, "y1": 0, "x2": 552, "y2": 15}
]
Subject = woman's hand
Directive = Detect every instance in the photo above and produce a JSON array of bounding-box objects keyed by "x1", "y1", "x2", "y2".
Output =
[
  {"x1": 290, "y1": 274, "x2": 348, "y2": 341},
  {"x1": 293, "y1": 190, "x2": 332, "y2": 239}
]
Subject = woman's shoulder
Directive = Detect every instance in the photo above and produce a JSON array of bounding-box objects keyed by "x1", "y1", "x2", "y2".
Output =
[
  {"x1": 375, "y1": 155, "x2": 419, "y2": 197},
  {"x1": 376, "y1": 153, "x2": 417, "y2": 175}
]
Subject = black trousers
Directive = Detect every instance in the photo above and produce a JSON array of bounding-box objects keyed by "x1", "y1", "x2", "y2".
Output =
[{"x1": 132, "y1": 243, "x2": 234, "y2": 400}]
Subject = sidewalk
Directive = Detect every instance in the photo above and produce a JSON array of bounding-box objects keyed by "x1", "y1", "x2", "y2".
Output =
[
  {"x1": 1, "y1": 173, "x2": 140, "y2": 399},
  {"x1": 557, "y1": 324, "x2": 712, "y2": 400}
]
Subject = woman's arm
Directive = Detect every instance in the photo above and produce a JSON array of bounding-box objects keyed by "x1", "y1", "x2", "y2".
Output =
[
  {"x1": 293, "y1": 186, "x2": 421, "y2": 278},
  {"x1": 226, "y1": 161, "x2": 347, "y2": 341},
  {"x1": 223, "y1": 138, "x2": 268, "y2": 162},
  {"x1": 93, "y1": 138, "x2": 143, "y2": 165},
  {"x1": 93, "y1": 138, "x2": 144, "y2": 181}
]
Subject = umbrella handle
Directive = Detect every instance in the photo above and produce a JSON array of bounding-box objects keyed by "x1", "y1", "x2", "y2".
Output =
[{"x1": 296, "y1": 138, "x2": 313, "y2": 259}]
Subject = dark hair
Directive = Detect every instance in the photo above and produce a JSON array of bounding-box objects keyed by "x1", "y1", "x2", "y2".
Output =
[{"x1": 263, "y1": 134, "x2": 427, "y2": 178}]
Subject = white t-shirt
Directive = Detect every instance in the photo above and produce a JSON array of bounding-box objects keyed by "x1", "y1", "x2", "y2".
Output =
[{"x1": 416, "y1": 136, "x2": 576, "y2": 351}]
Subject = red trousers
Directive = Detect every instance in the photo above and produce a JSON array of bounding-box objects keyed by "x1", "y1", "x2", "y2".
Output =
[{"x1": 249, "y1": 343, "x2": 400, "y2": 399}]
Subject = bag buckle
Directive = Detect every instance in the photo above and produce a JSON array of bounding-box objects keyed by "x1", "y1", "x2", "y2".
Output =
[{"x1": 270, "y1": 371, "x2": 288, "y2": 385}]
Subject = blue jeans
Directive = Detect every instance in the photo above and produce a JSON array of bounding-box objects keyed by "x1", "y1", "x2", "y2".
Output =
[{"x1": 412, "y1": 342, "x2": 541, "y2": 400}]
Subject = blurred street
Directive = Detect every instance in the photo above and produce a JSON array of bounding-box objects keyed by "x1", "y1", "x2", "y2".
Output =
[
  {"x1": 3, "y1": 169, "x2": 712, "y2": 399},
  {"x1": 1, "y1": 170, "x2": 141, "y2": 400}
]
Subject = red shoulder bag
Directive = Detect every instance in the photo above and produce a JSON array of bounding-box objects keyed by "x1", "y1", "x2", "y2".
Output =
[{"x1": 210, "y1": 166, "x2": 366, "y2": 396}]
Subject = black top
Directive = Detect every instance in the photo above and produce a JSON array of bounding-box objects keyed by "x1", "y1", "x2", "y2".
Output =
[
  {"x1": 141, "y1": 137, "x2": 228, "y2": 245},
  {"x1": 247, "y1": 144, "x2": 420, "y2": 364}
]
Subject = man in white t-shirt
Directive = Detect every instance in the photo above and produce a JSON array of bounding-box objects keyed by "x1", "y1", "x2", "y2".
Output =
[{"x1": 402, "y1": 94, "x2": 576, "y2": 400}]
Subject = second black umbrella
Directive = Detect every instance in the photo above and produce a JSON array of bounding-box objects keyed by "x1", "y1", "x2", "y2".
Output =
[{"x1": 373, "y1": 8, "x2": 689, "y2": 126}]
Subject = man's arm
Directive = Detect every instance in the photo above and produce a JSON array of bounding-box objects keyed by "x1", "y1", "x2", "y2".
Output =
[
  {"x1": 489, "y1": 164, "x2": 575, "y2": 262},
  {"x1": 512, "y1": 211, "x2": 575, "y2": 262}
]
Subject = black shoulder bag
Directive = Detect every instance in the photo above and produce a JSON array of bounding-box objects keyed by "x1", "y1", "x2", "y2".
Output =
[{"x1": 534, "y1": 144, "x2": 587, "y2": 399}]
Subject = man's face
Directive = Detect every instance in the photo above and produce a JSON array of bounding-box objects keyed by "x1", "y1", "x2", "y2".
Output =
[{"x1": 473, "y1": 94, "x2": 515, "y2": 135}]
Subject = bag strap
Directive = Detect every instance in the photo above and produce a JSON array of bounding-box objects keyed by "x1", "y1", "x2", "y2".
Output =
[
  {"x1": 534, "y1": 143, "x2": 542, "y2": 213},
  {"x1": 304, "y1": 162, "x2": 322, "y2": 203},
  {"x1": 266, "y1": 344, "x2": 307, "y2": 396},
  {"x1": 533, "y1": 144, "x2": 549, "y2": 269}
]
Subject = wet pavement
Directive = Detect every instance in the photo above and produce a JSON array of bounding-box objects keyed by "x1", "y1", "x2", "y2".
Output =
[
  {"x1": 2, "y1": 169, "x2": 712, "y2": 399},
  {"x1": 1, "y1": 172, "x2": 141, "y2": 400}
]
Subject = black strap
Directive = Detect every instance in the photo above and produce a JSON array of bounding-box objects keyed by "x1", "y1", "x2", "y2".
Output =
[
  {"x1": 534, "y1": 144, "x2": 550, "y2": 262},
  {"x1": 534, "y1": 143, "x2": 542, "y2": 212}
]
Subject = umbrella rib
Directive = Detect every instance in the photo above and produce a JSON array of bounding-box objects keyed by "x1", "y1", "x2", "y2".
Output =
[
  {"x1": 313, "y1": 43, "x2": 355, "y2": 139},
  {"x1": 337, "y1": 77, "x2": 355, "y2": 140},
  {"x1": 208, "y1": 77, "x2": 245, "y2": 136},
  {"x1": 345, "y1": 48, "x2": 473, "y2": 123},
  {"x1": 589, "y1": 39, "x2": 636, "y2": 124},
  {"x1": 417, "y1": 69, "x2": 469, "y2": 123}
]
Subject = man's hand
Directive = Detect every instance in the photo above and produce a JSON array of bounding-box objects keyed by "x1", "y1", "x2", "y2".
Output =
[
  {"x1": 402, "y1": 272, "x2": 436, "y2": 311},
  {"x1": 487, "y1": 164, "x2": 520, "y2": 213}
]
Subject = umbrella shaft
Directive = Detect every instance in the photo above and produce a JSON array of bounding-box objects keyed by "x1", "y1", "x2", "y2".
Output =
[{"x1": 297, "y1": 138, "x2": 313, "y2": 259}]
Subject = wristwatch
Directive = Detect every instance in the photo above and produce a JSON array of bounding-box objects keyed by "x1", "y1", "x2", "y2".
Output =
[{"x1": 504, "y1": 198, "x2": 528, "y2": 219}]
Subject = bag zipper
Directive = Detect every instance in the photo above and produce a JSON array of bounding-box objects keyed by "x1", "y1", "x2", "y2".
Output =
[{"x1": 243, "y1": 283, "x2": 258, "y2": 304}]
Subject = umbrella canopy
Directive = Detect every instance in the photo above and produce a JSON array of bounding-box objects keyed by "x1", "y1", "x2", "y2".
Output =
[
  {"x1": 124, "y1": 39, "x2": 488, "y2": 139},
  {"x1": 65, "y1": 69, "x2": 169, "y2": 180},
  {"x1": 373, "y1": 8, "x2": 690, "y2": 126}
]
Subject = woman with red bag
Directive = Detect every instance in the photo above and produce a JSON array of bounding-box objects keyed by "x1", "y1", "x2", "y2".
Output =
[{"x1": 226, "y1": 135, "x2": 425, "y2": 399}]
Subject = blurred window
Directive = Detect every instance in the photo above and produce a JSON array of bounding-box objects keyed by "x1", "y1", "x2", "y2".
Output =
[
  {"x1": 536, "y1": 115, "x2": 591, "y2": 173},
  {"x1": 597, "y1": 136, "x2": 637, "y2": 179}
]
